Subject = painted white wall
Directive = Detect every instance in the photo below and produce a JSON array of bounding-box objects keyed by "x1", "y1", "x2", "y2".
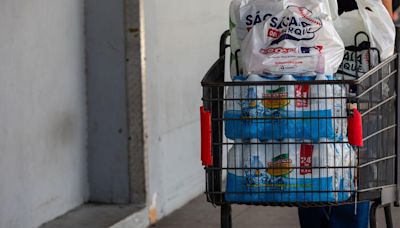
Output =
[
  {"x1": 0, "y1": 1, "x2": 87, "y2": 228},
  {"x1": 143, "y1": 0, "x2": 231, "y2": 220}
]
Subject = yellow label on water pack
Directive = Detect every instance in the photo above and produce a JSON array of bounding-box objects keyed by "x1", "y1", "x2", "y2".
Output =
[
  {"x1": 262, "y1": 87, "x2": 289, "y2": 109},
  {"x1": 267, "y1": 154, "x2": 293, "y2": 177}
]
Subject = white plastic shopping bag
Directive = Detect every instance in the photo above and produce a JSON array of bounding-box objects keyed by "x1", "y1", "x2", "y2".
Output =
[
  {"x1": 322, "y1": 0, "x2": 339, "y2": 20},
  {"x1": 334, "y1": 0, "x2": 395, "y2": 78},
  {"x1": 229, "y1": 0, "x2": 285, "y2": 77},
  {"x1": 240, "y1": 0, "x2": 344, "y2": 76},
  {"x1": 229, "y1": 0, "x2": 344, "y2": 77}
]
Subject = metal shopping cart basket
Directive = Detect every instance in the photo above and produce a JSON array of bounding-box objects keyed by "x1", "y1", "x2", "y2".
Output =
[{"x1": 200, "y1": 30, "x2": 400, "y2": 228}]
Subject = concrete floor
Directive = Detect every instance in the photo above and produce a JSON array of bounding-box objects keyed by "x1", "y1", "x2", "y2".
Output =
[
  {"x1": 40, "y1": 204, "x2": 142, "y2": 228},
  {"x1": 154, "y1": 195, "x2": 400, "y2": 228}
]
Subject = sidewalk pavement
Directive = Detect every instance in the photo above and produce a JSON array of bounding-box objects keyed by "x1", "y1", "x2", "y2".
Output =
[{"x1": 154, "y1": 195, "x2": 400, "y2": 228}]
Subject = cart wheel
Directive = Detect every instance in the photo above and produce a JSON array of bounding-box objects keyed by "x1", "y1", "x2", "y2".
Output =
[
  {"x1": 370, "y1": 202, "x2": 394, "y2": 228},
  {"x1": 221, "y1": 204, "x2": 232, "y2": 228},
  {"x1": 384, "y1": 205, "x2": 394, "y2": 228},
  {"x1": 370, "y1": 202, "x2": 379, "y2": 228}
]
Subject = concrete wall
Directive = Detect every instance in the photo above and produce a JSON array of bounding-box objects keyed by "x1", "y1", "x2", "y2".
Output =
[
  {"x1": 142, "y1": 0, "x2": 231, "y2": 220},
  {"x1": 0, "y1": 1, "x2": 87, "y2": 227}
]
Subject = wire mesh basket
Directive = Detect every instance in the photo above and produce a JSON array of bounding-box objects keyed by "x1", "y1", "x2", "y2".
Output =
[{"x1": 201, "y1": 31, "x2": 400, "y2": 227}]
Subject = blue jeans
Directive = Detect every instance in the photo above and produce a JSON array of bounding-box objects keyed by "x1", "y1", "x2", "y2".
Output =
[{"x1": 298, "y1": 202, "x2": 370, "y2": 228}]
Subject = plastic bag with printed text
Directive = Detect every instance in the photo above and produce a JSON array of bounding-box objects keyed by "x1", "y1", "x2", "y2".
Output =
[
  {"x1": 229, "y1": 0, "x2": 344, "y2": 77},
  {"x1": 241, "y1": 0, "x2": 344, "y2": 76},
  {"x1": 334, "y1": 0, "x2": 395, "y2": 79}
]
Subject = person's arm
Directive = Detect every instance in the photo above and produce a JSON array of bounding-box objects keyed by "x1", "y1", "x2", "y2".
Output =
[{"x1": 382, "y1": 0, "x2": 393, "y2": 15}]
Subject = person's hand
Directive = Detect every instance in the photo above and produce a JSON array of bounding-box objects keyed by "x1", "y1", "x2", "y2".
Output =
[
  {"x1": 393, "y1": 12, "x2": 398, "y2": 21},
  {"x1": 393, "y1": 7, "x2": 400, "y2": 22}
]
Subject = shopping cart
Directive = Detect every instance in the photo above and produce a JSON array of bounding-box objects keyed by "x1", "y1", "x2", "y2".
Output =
[{"x1": 201, "y1": 30, "x2": 400, "y2": 228}]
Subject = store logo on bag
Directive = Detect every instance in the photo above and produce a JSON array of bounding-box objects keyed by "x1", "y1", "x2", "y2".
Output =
[
  {"x1": 300, "y1": 144, "x2": 313, "y2": 175},
  {"x1": 245, "y1": 11, "x2": 275, "y2": 30},
  {"x1": 260, "y1": 46, "x2": 323, "y2": 57},
  {"x1": 341, "y1": 50, "x2": 370, "y2": 73},
  {"x1": 262, "y1": 87, "x2": 289, "y2": 109},
  {"x1": 338, "y1": 40, "x2": 380, "y2": 77},
  {"x1": 260, "y1": 47, "x2": 297, "y2": 54},
  {"x1": 295, "y1": 84, "x2": 310, "y2": 108},
  {"x1": 267, "y1": 154, "x2": 293, "y2": 177},
  {"x1": 268, "y1": 6, "x2": 322, "y2": 45}
]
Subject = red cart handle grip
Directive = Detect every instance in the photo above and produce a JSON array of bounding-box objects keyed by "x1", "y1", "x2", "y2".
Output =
[
  {"x1": 200, "y1": 106, "x2": 213, "y2": 166},
  {"x1": 348, "y1": 105, "x2": 364, "y2": 147}
]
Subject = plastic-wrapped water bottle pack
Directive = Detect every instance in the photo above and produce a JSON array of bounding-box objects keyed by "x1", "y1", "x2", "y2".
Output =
[
  {"x1": 225, "y1": 139, "x2": 356, "y2": 202},
  {"x1": 224, "y1": 74, "x2": 347, "y2": 142}
]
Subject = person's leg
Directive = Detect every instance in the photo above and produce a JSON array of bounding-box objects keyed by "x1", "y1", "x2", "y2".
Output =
[
  {"x1": 298, "y1": 207, "x2": 330, "y2": 228},
  {"x1": 329, "y1": 202, "x2": 370, "y2": 228}
]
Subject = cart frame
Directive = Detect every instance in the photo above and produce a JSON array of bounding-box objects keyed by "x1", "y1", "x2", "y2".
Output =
[{"x1": 201, "y1": 30, "x2": 400, "y2": 228}]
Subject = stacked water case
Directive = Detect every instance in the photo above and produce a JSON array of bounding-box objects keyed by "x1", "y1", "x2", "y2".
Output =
[{"x1": 224, "y1": 76, "x2": 356, "y2": 203}]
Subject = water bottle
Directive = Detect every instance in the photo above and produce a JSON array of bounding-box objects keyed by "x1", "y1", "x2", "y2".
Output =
[
  {"x1": 334, "y1": 142, "x2": 356, "y2": 201},
  {"x1": 224, "y1": 77, "x2": 254, "y2": 140},
  {"x1": 310, "y1": 138, "x2": 337, "y2": 201},
  {"x1": 226, "y1": 139, "x2": 268, "y2": 202}
]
